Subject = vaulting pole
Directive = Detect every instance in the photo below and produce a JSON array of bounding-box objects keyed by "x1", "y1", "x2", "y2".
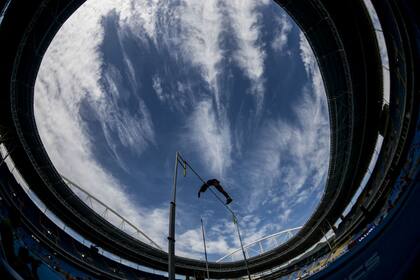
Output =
[
  {"x1": 200, "y1": 218, "x2": 210, "y2": 280},
  {"x1": 168, "y1": 152, "x2": 179, "y2": 280}
]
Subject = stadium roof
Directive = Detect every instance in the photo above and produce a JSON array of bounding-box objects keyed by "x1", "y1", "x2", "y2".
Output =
[{"x1": 0, "y1": 0, "x2": 390, "y2": 277}]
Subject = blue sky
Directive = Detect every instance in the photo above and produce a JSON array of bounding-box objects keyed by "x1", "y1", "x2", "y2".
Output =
[{"x1": 34, "y1": 0, "x2": 329, "y2": 261}]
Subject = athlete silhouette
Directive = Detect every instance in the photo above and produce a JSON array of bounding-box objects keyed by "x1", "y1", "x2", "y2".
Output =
[{"x1": 198, "y1": 179, "x2": 233, "y2": 205}]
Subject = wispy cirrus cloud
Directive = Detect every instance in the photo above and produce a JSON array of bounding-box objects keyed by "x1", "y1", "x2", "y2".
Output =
[
  {"x1": 174, "y1": 0, "x2": 272, "y2": 179},
  {"x1": 185, "y1": 100, "x2": 232, "y2": 178},
  {"x1": 152, "y1": 75, "x2": 164, "y2": 101},
  {"x1": 35, "y1": 73, "x2": 168, "y2": 247},
  {"x1": 240, "y1": 32, "x2": 330, "y2": 225},
  {"x1": 226, "y1": 0, "x2": 270, "y2": 109},
  {"x1": 271, "y1": 13, "x2": 293, "y2": 54},
  {"x1": 174, "y1": 0, "x2": 225, "y2": 111},
  {"x1": 35, "y1": 0, "x2": 165, "y2": 247}
]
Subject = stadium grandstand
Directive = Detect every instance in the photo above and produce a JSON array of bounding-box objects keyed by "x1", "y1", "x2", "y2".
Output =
[{"x1": 0, "y1": 0, "x2": 419, "y2": 279}]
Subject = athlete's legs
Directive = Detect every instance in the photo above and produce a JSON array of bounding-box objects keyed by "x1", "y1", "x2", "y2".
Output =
[{"x1": 214, "y1": 184, "x2": 230, "y2": 199}]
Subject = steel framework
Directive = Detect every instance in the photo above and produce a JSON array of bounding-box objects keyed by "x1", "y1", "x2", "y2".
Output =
[{"x1": 217, "y1": 227, "x2": 303, "y2": 263}]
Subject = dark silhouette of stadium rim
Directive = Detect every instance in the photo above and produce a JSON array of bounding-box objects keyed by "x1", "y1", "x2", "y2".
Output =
[{"x1": 0, "y1": 0, "x2": 389, "y2": 277}]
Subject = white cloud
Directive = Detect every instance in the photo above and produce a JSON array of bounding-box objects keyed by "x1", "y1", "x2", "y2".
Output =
[
  {"x1": 171, "y1": 0, "x2": 273, "y2": 179},
  {"x1": 175, "y1": 0, "x2": 225, "y2": 111},
  {"x1": 299, "y1": 32, "x2": 326, "y2": 100},
  {"x1": 280, "y1": 209, "x2": 292, "y2": 223},
  {"x1": 152, "y1": 75, "x2": 164, "y2": 101},
  {"x1": 176, "y1": 227, "x2": 232, "y2": 259},
  {"x1": 35, "y1": 0, "x2": 164, "y2": 247},
  {"x1": 186, "y1": 100, "x2": 232, "y2": 177},
  {"x1": 226, "y1": 0, "x2": 269, "y2": 109},
  {"x1": 35, "y1": 73, "x2": 168, "y2": 247},
  {"x1": 271, "y1": 13, "x2": 293, "y2": 53},
  {"x1": 100, "y1": 68, "x2": 156, "y2": 158},
  {"x1": 242, "y1": 33, "x2": 330, "y2": 223},
  {"x1": 36, "y1": 0, "x2": 156, "y2": 156},
  {"x1": 118, "y1": 0, "x2": 162, "y2": 41},
  {"x1": 34, "y1": 0, "x2": 240, "y2": 257}
]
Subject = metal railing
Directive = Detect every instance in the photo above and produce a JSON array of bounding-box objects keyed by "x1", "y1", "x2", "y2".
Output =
[
  {"x1": 61, "y1": 175, "x2": 162, "y2": 250},
  {"x1": 217, "y1": 226, "x2": 302, "y2": 263}
]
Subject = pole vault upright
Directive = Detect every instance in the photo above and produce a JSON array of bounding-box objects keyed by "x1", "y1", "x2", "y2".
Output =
[
  {"x1": 233, "y1": 214, "x2": 252, "y2": 280},
  {"x1": 200, "y1": 218, "x2": 210, "y2": 280},
  {"x1": 168, "y1": 152, "x2": 179, "y2": 280},
  {"x1": 168, "y1": 152, "x2": 252, "y2": 280}
]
